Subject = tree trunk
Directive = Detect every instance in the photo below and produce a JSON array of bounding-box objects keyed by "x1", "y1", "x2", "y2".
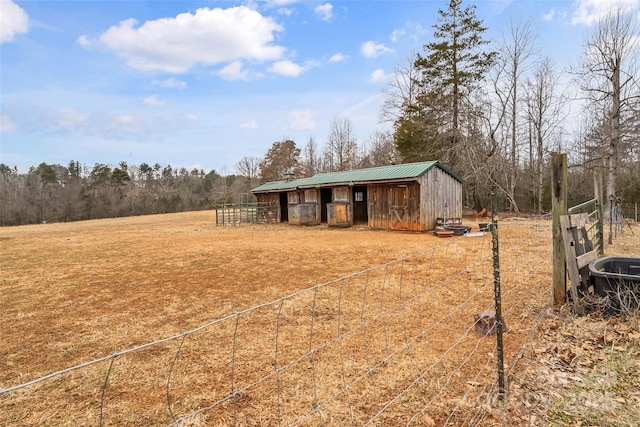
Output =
[{"x1": 606, "y1": 59, "x2": 621, "y2": 226}]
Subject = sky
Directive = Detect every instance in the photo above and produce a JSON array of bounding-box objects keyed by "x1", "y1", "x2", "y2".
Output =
[{"x1": 1, "y1": 0, "x2": 638, "y2": 175}]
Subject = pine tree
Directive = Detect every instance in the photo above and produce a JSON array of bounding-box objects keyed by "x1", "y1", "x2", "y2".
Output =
[
  {"x1": 395, "y1": 0, "x2": 495, "y2": 167},
  {"x1": 415, "y1": 0, "x2": 495, "y2": 132}
]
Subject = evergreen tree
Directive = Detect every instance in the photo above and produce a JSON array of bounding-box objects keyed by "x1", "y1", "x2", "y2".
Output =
[
  {"x1": 401, "y1": 0, "x2": 495, "y2": 166},
  {"x1": 416, "y1": 0, "x2": 495, "y2": 131}
]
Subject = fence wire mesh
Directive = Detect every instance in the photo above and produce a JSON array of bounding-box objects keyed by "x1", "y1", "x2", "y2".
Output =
[{"x1": 1, "y1": 218, "x2": 553, "y2": 426}]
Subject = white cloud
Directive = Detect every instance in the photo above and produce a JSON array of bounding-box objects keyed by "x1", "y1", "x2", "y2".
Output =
[
  {"x1": 278, "y1": 7, "x2": 295, "y2": 17},
  {"x1": 287, "y1": 110, "x2": 315, "y2": 131},
  {"x1": 184, "y1": 113, "x2": 198, "y2": 122},
  {"x1": 241, "y1": 120, "x2": 259, "y2": 129},
  {"x1": 572, "y1": 0, "x2": 639, "y2": 25},
  {"x1": 390, "y1": 28, "x2": 405, "y2": 43},
  {"x1": 111, "y1": 114, "x2": 143, "y2": 134},
  {"x1": 76, "y1": 35, "x2": 90, "y2": 48},
  {"x1": 543, "y1": 9, "x2": 556, "y2": 21},
  {"x1": 264, "y1": 0, "x2": 298, "y2": 6},
  {"x1": 45, "y1": 107, "x2": 89, "y2": 129},
  {"x1": 315, "y1": 3, "x2": 333, "y2": 22},
  {"x1": 361, "y1": 41, "x2": 393, "y2": 58},
  {"x1": 143, "y1": 95, "x2": 167, "y2": 106},
  {"x1": 267, "y1": 60, "x2": 305, "y2": 77},
  {"x1": 329, "y1": 52, "x2": 348, "y2": 63},
  {"x1": 1, "y1": 114, "x2": 18, "y2": 133},
  {"x1": 369, "y1": 69, "x2": 390, "y2": 83},
  {"x1": 218, "y1": 61, "x2": 253, "y2": 81},
  {"x1": 1, "y1": 0, "x2": 29, "y2": 43},
  {"x1": 393, "y1": 21, "x2": 427, "y2": 43},
  {"x1": 151, "y1": 77, "x2": 187, "y2": 89},
  {"x1": 78, "y1": 6, "x2": 285, "y2": 73}
]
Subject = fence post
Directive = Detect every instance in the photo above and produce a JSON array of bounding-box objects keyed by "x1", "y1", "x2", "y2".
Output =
[
  {"x1": 594, "y1": 169, "x2": 604, "y2": 255},
  {"x1": 551, "y1": 153, "x2": 568, "y2": 305},
  {"x1": 491, "y1": 189, "x2": 505, "y2": 400}
]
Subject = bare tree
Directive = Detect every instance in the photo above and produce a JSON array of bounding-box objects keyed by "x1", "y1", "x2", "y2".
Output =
[
  {"x1": 301, "y1": 137, "x2": 322, "y2": 176},
  {"x1": 487, "y1": 18, "x2": 537, "y2": 214},
  {"x1": 323, "y1": 116, "x2": 359, "y2": 171},
  {"x1": 235, "y1": 156, "x2": 261, "y2": 180},
  {"x1": 380, "y1": 51, "x2": 422, "y2": 124},
  {"x1": 573, "y1": 5, "x2": 639, "y2": 225},
  {"x1": 525, "y1": 57, "x2": 568, "y2": 213},
  {"x1": 361, "y1": 130, "x2": 399, "y2": 167},
  {"x1": 235, "y1": 156, "x2": 261, "y2": 195}
]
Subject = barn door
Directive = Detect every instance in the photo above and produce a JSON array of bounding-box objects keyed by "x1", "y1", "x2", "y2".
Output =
[
  {"x1": 390, "y1": 185, "x2": 408, "y2": 230},
  {"x1": 352, "y1": 186, "x2": 368, "y2": 223}
]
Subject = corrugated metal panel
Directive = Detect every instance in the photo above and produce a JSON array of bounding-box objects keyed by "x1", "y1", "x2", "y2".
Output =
[{"x1": 251, "y1": 161, "x2": 462, "y2": 193}]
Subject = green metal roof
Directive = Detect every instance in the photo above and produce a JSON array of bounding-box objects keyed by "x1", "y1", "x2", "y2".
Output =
[{"x1": 251, "y1": 161, "x2": 463, "y2": 193}]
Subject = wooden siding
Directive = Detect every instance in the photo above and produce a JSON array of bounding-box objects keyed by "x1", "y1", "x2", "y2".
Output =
[
  {"x1": 255, "y1": 193, "x2": 281, "y2": 223},
  {"x1": 304, "y1": 189, "x2": 317, "y2": 203},
  {"x1": 287, "y1": 191, "x2": 299, "y2": 205},
  {"x1": 333, "y1": 187, "x2": 349, "y2": 203},
  {"x1": 418, "y1": 167, "x2": 462, "y2": 230},
  {"x1": 255, "y1": 165, "x2": 462, "y2": 231},
  {"x1": 327, "y1": 203, "x2": 352, "y2": 227},
  {"x1": 368, "y1": 182, "x2": 421, "y2": 231},
  {"x1": 289, "y1": 203, "x2": 320, "y2": 225}
]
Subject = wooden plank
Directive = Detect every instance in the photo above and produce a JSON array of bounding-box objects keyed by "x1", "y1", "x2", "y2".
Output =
[
  {"x1": 552, "y1": 153, "x2": 568, "y2": 306},
  {"x1": 576, "y1": 251, "x2": 598, "y2": 269},
  {"x1": 560, "y1": 215, "x2": 584, "y2": 314}
]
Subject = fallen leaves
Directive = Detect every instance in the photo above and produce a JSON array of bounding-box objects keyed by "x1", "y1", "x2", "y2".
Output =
[{"x1": 506, "y1": 306, "x2": 640, "y2": 426}]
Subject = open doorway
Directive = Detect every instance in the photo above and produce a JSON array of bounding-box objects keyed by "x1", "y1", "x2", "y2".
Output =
[
  {"x1": 279, "y1": 192, "x2": 288, "y2": 222},
  {"x1": 320, "y1": 188, "x2": 332, "y2": 223},
  {"x1": 353, "y1": 186, "x2": 368, "y2": 224}
]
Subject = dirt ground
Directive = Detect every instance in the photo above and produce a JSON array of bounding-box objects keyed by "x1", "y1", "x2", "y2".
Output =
[
  {"x1": 1, "y1": 211, "x2": 489, "y2": 379},
  {"x1": 1, "y1": 212, "x2": 638, "y2": 426}
]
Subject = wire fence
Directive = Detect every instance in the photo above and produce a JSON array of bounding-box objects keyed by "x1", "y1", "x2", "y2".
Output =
[
  {"x1": 214, "y1": 202, "x2": 278, "y2": 226},
  {"x1": 0, "y1": 217, "x2": 552, "y2": 426},
  {"x1": 620, "y1": 202, "x2": 638, "y2": 223}
]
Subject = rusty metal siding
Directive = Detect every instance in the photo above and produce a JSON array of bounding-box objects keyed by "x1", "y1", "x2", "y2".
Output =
[{"x1": 418, "y1": 168, "x2": 462, "y2": 230}]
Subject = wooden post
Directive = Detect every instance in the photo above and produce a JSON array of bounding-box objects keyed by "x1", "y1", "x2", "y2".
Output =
[
  {"x1": 594, "y1": 169, "x2": 605, "y2": 255},
  {"x1": 551, "y1": 153, "x2": 568, "y2": 305}
]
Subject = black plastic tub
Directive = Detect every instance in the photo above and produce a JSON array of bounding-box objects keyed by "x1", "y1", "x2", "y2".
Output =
[
  {"x1": 444, "y1": 225, "x2": 472, "y2": 235},
  {"x1": 588, "y1": 257, "x2": 640, "y2": 315}
]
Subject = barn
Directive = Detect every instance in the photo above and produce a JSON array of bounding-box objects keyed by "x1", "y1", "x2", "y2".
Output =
[{"x1": 250, "y1": 161, "x2": 463, "y2": 231}]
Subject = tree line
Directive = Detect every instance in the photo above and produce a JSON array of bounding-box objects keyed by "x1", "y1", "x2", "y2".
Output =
[
  {"x1": 1, "y1": 0, "x2": 638, "y2": 226},
  {"x1": 0, "y1": 126, "x2": 399, "y2": 226},
  {"x1": 0, "y1": 161, "x2": 247, "y2": 226}
]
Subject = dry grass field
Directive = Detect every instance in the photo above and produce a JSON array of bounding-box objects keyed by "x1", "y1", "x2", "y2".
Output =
[{"x1": 1, "y1": 211, "x2": 638, "y2": 426}]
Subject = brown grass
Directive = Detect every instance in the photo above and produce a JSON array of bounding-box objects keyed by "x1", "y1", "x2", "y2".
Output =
[{"x1": 2, "y1": 211, "x2": 635, "y2": 426}]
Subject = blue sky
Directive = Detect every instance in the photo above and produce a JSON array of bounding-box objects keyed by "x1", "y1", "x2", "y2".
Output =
[{"x1": 1, "y1": 0, "x2": 637, "y2": 174}]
